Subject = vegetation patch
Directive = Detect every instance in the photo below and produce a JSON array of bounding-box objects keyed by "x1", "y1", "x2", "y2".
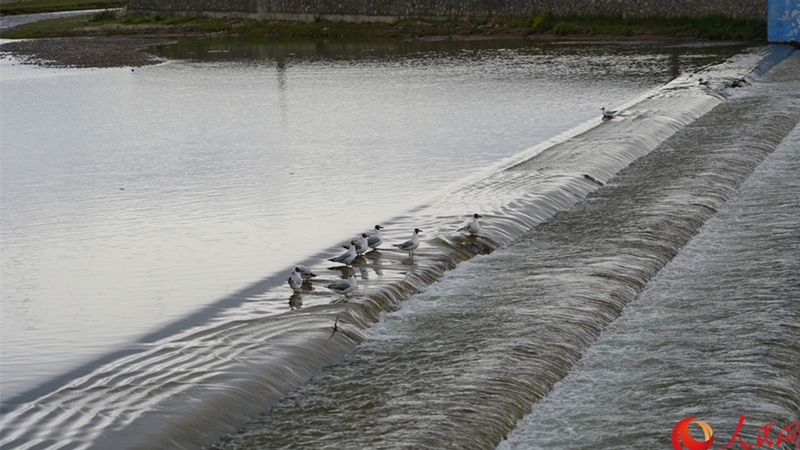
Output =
[
  {"x1": 523, "y1": 12, "x2": 766, "y2": 40},
  {"x1": 0, "y1": 11, "x2": 767, "y2": 41}
]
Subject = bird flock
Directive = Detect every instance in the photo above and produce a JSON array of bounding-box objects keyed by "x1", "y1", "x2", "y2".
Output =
[
  {"x1": 287, "y1": 214, "x2": 485, "y2": 299},
  {"x1": 600, "y1": 74, "x2": 745, "y2": 122},
  {"x1": 698, "y1": 76, "x2": 750, "y2": 89},
  {"x1": 293, "y1": 78, "x2": 729, "y2": 301}
]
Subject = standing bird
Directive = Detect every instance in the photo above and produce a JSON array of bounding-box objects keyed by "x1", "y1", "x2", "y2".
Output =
[
  {"x1": 393, "y1": 228, "x2": 422, "y2": 257},
  {"x1": 601, "y1": 107, "x2": 617, "y2": 119},
  {"x1": 326, "y1": 274, "x2": 358, "y2": 298},
  {"x1": 698, "y1": 77, "x2": 710, "y2": 86},
  {"x1": 295, "y1": 265, "x2": 317, "y2": 280},
  {"x1": 288, "y1": 267, "x2": 304, "y2": 292},
  {"x1": 342, "y1": 233, "x2": 370, "y2": 254},
  {"x1": 466, "y1": 213, "x2": 483, "y2": 236},
  {"x1": 355, "y1": 233, "x2": 370, "y2": 255},
  {"x1": 367, "y1": 225, "x2": 384, "y2": 249},
  {"x1": 330, "y1": 241, "x2": 358, "y2": 266}
]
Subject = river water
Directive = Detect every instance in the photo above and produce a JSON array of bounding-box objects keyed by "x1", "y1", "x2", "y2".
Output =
[{"x1": 1, "y1": 38, "x2": 797, "y2": 449}]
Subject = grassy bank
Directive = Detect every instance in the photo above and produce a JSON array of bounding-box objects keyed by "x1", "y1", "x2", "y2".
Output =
[{"x1": 1, "y1": 10, "x2": 767, "y2": 41}]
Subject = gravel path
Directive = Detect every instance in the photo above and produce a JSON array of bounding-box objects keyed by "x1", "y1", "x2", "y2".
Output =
[{"x1": 0, "y1": 36, "x2": 175, "y2": 68}]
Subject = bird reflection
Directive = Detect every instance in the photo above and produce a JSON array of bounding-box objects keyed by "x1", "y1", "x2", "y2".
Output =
[
  {"x1": 328, "y1": 264, "x2": 356, "y2": 278},
  {"x1": 289, "y1": 292, "x2": 303, "y2": 310},
  {"x1": 364, "y1": 250, "x2": 384, "y2": 276},
  {"x1": 399, "y1": 255, "x2": 419, "y2": 267},
  {"x1": 356, "y1": 260, "x2": 369, "y2": 280}
]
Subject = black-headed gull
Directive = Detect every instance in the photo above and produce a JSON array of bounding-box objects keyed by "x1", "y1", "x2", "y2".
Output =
[
  {"x1": 698, "y1": 78, "x2": 710, "y2": 86},
  {"x1": 367, "y1": 224, "x2": 384, "y2": 249},
  {"x1": 466, "y1": 213, "x2": 483, "y2": 235},
  {"x1": 393, "y1": 228, "x2": 422, "y2": 257},
  {"x1": 330, "y1": 241, "x2": 358, "y2": 266},
  {"x1": 601, "y1": 107, "x2": 617, "y2": 119},
  {"x1": 326, "y1": 274, "x2": 357, "y2": 298},
  {"x1": 288, "y1": 267, "x2": 303, "y2": 292},
  {"x1": 295, "y1": 265, "x2": 317, "y2": 279},
  {"x1": 342, "y1": 233, "x2": 370, "y2": 254}
]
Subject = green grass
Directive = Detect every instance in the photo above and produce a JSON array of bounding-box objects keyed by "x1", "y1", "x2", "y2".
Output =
[
  {"x1": 0, "y1": 0, "x2": 124, "y2": 15},
  {"x1": 525, "y1": 13, "x2": 766, "y2": 40},
  {"x1": 0, "y1": 11, "x2": 767, "y2": 41}
]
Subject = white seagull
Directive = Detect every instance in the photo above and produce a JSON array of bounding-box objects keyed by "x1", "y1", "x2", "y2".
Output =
[
  {"x1": 367, "y1": 225, "x2": 384, "y2": 249},
  {"x1": 295, "y1": 265, "x2": 317, "y2": 279},
  {"x1": 288, "y1": 267, "x2": 303, "y2": 292},
  {"x1": 601, "y1": 107, "x2": 617, "y2": 119},
  {"x1": 341, "y1": 233, "x2": 370, "y2": 254},
  {"x1": 393, "y1": 228, "x2": 422, "y2": 257},
  {"x1": 326, "y1": 274, "x2": 358, "y2": 298},
  {"x1": 329, "y1": 240, "x2": 358, "y2": 266},
  {"x1": 466, "y1": 213, "x2": 483, "y2": 235}
]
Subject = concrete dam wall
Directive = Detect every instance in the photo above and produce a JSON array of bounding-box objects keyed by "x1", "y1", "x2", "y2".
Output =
[{"x1": 126, "y1": 0, "x2": 767, "y2": 23}]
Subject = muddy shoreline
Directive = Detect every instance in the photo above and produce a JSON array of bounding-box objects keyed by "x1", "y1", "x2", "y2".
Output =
[{"x1": 0, "y1": 36, "x2": 176, "y2": 68}]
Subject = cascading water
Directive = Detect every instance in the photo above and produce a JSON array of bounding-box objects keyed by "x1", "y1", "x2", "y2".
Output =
[
  {"x1": 210, "y1": 50, "x2": 800, "y2": 449},
  {"x1": 501, "y1": 54, "x2": 800, "y2": 450}
]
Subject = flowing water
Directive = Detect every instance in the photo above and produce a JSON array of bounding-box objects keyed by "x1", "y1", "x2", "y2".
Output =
[
  {"x1": 208, "y1": 49, "x2": 800, "y2": 450},
  {"x1": 1, "y1": 38, "x2": 797, "y2": 449},
  {"x1": 499, "y1": 58, "x2": 800, "y2": 449}
]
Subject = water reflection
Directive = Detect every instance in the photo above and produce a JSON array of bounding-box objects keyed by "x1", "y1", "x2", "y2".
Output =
[
  {"x1": 364, "y1": 250, "x2": 385, "y2": 277},
  {"x1": 148, "y1": 37, "x2": 748, "y2": 70},
  {"x1": 354, "y1": 257, "x2": 370, "y2": 280},
  {"x1": 328, "y1": 264, "x2": 356, "y2": 278},
  {"x1": 288, "y1": 292, "x2": 303, "y2": 310},
  {"x1": 276, "y1": 57, "x2": 288, "y2": 127}
]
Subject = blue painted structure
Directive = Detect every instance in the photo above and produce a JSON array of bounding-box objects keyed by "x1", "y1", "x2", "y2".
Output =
[{"x1": 769, "y1": 0, "x2": 800, "y2": 44}]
